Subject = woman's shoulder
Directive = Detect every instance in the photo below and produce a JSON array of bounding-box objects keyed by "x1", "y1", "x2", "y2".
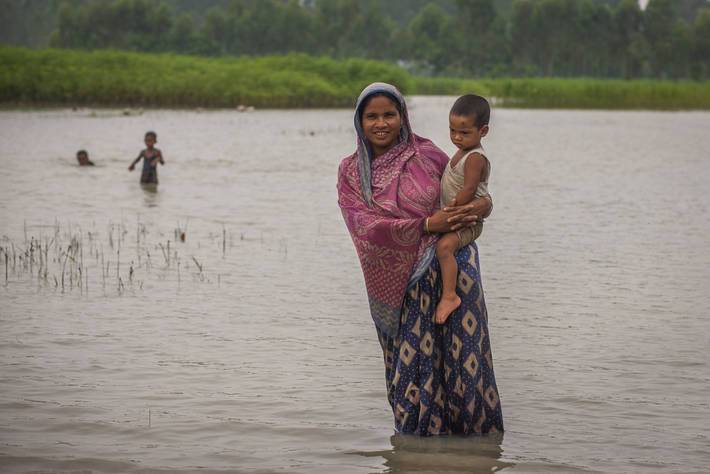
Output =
[
  {"x1": 339, "y1": 151, "x2": 357, "y2": 170},
  {"x1": 338, "y1": 151, "x2": 359, "y2": 183},
  {"x1": 413, "y1": 135, "x2": 448, "y2": 172}
]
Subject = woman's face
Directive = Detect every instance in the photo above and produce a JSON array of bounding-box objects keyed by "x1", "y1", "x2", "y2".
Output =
[{"x1": 361, "y1": 95, "x2": 402, "y2": 157}]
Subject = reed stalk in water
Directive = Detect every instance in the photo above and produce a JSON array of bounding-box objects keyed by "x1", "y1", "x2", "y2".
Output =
[{"x1": 3, "y1": 220, "x2": 233, "y2": 294}]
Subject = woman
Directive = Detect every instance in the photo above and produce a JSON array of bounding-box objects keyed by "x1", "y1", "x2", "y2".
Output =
[{"x1": 337, "y1": 83, "x2": 503, "y2": 436}]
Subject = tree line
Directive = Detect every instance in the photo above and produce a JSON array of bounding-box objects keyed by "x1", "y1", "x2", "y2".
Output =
[{"x1": 45, "y1": 0, "x2": 710, "y2": 79}]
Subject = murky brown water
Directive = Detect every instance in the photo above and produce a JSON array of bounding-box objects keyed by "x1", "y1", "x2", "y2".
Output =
[{"x1": 1, "y1": 99, "x2": 709, "y2": 473}]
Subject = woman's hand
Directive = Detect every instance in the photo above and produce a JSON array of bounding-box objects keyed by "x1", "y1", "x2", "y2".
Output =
[
  {"x1": 427, "y1": 196, "x2": 492, "y2": 233},
  {"x1": 443, "y1": 195, "x2": 492, "y2": 219}
]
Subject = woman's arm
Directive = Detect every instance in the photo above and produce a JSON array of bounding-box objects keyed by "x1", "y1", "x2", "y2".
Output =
[
  {"x1": 444, "y1": 194, "x2": 492, "y2": 218},
  {"x1": 426, "y1": 195, "x2": 492, "y2": 234}
]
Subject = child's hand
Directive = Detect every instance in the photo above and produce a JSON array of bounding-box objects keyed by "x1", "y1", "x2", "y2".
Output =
[
  {"x1": 442, "y1": 197, "x2": 457, "y2": 212},
  {"x1": 128, "y1": 164, "x2": 135, "y2": 171}
]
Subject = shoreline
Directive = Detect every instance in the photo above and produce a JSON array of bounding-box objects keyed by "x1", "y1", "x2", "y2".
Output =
[
  {"x1": 3, "y1": 47, "x2": 710, "y2": 111},
  {"x1": 3, "y1": 99, "x2": 710, "y2": 113}
]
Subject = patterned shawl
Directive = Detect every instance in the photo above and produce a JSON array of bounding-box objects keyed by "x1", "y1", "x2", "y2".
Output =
[{"x1": 337, "y1": 83, "x2": 449, "y2": 337}]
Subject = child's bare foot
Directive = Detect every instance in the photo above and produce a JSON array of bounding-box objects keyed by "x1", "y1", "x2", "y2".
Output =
[{"x1": 435, "y1": 294, "x2": 461, "y2": 324}]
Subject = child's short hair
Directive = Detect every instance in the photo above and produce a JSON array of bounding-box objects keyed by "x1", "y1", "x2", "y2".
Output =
[
  {"x1": 145, "y1": 131, "x2": 157, "y2": 140},
  {"x1": 76, "y1": 149, "x2": 88, "y2": 157},
  {"x1": 450, "y1": 94, "x2": 490, "y2": 128}
]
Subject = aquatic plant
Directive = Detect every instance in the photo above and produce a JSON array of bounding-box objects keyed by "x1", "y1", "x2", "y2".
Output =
[{"x1": 0, "y1": 219, "x2": 231, "y2": 295}]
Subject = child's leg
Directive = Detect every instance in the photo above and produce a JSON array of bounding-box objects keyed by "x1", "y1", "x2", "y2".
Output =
[
  {"x1": 141, "y1": 168, "x2": 158, "y2": 184},
  {"x1": 435, "y1": 232, "x2": 462, "y2": 324}
]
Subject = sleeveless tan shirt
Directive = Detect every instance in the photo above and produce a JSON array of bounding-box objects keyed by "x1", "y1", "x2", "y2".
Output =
[{"x1": 440, "y1": 146, "x2": 490, "y2": 208}]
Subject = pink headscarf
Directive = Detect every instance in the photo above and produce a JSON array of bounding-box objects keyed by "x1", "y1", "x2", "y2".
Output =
[{"x1": 337, "y1": 83, "x2": 449, "y2": 337}]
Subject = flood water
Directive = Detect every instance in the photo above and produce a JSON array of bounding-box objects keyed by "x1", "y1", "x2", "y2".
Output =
[{"x1": 1, "y1": 98, "x2": 709, "y2": 473}]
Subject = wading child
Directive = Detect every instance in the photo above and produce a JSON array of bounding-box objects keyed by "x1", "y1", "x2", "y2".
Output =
[
  {"x1": 435, "y1": 94, "x2": 492, "y2": 324},
  {"x1": 76, "y1": 149, "x2": 95, "y2": 166},
  {"x1": 128, "y1": 131, "x2": 164, "y2": 184}
]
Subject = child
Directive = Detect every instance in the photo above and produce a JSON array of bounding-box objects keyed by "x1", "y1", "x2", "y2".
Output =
[
  {"x1": 435, "y1": 94, "x2": 492, "y2": 324},
  {"x1": 128, "y1": 131, "x2": 164, "y2": 184},
  {"x1": 76, "y1": 149, "x2": 95, "y2": 166}
]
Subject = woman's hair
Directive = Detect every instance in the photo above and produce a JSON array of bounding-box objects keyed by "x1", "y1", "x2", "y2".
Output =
[
  {"x1": 450, "y1": 94, "x2": 490, "y2": 128},
  {"x1": 358, "y1": 92, "x2": 402, "y2": 122},
  {"x1": 145, "y1": 131, "x2": 157, "y2": 140}
]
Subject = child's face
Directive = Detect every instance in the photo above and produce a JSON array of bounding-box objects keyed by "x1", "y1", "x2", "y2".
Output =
[
  {"x1": 449, "y1": 114, "x2": 488, "y2": 151},
  {"x1": 144, "y1": 135, "x2": 156, "y2": 148},
  {"x1": 77, "y1": 152, "x2": 88, "y2": 164}
]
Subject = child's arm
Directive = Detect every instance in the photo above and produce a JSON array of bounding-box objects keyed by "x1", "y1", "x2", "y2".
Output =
[
  {"x1": 451, "y1": 152, "x2": 486, "y2": 207},
  {"x1": 128, "y1": 152, "x2": 143, "y2": 171},
  {"x1": 150, "y1": 149, "x2": 164, "y2": 167}
]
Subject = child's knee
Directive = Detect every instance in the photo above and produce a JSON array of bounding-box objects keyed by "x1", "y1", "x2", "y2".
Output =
[{"x1": 436, "y1": 236, "x2": 458, "y2": 257}]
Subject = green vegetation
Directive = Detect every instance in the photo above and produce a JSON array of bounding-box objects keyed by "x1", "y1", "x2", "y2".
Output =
[
  {"x1": 0, "y1": 47, "x2": 411, "y2": 108},
  {"x1": 413, "y1": 76, "x2": 710, "y2": 109},
  {"x1": 3, "y1": 0, "x2": 708, "y2": 80},
  {"x1": 2, "y1": 46, "x2": 710, "y2": 110}
]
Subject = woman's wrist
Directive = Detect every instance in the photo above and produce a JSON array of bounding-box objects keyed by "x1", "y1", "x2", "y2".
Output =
[{"x1": 426, "y1": 212, "x2": 444, "y2": 234}]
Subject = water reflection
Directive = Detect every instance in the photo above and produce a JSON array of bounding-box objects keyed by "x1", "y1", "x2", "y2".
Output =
[
  {"x1": 356, "y1": 433, "x2": 513, "y2": 473},
  {"x1": 141, "y1": 182, "x2": 159, "y2": 207},
  {"x1": 1, "y1": 105, "x2": 709, "y2": 472}
]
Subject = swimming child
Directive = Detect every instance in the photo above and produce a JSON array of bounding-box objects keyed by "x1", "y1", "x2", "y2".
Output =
[
  {"x1": 434, "y1": 94, "x2": 492, "y2": 324},
  {"x1": 128, "y1": 131, "x2": 164, "y2": 184},
  {"x1": 76, "y1": 149, "x2": 94, "y2": 166}
]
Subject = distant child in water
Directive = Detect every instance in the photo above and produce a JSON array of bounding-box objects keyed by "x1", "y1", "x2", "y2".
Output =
[
  {"x1": 76, "y1": 149, "x2": 94, "y2": 166},
  {"x1": 128, "y1": 131, "x2": 164, "y2": 184},
  {"x1": 435, "y1": 94, "x2": 492, "y2": 324}
]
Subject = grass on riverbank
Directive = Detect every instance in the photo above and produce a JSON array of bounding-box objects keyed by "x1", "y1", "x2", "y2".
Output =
[
  {"x1": 413, "y1": 76, "x2": 710, "y2": 110},
  {"x1": 0, "y1": 47, "x2": 412, "y2": 108},
  {"x1": 2, "y1": 46, "x2": 710, "y2": 110}
]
